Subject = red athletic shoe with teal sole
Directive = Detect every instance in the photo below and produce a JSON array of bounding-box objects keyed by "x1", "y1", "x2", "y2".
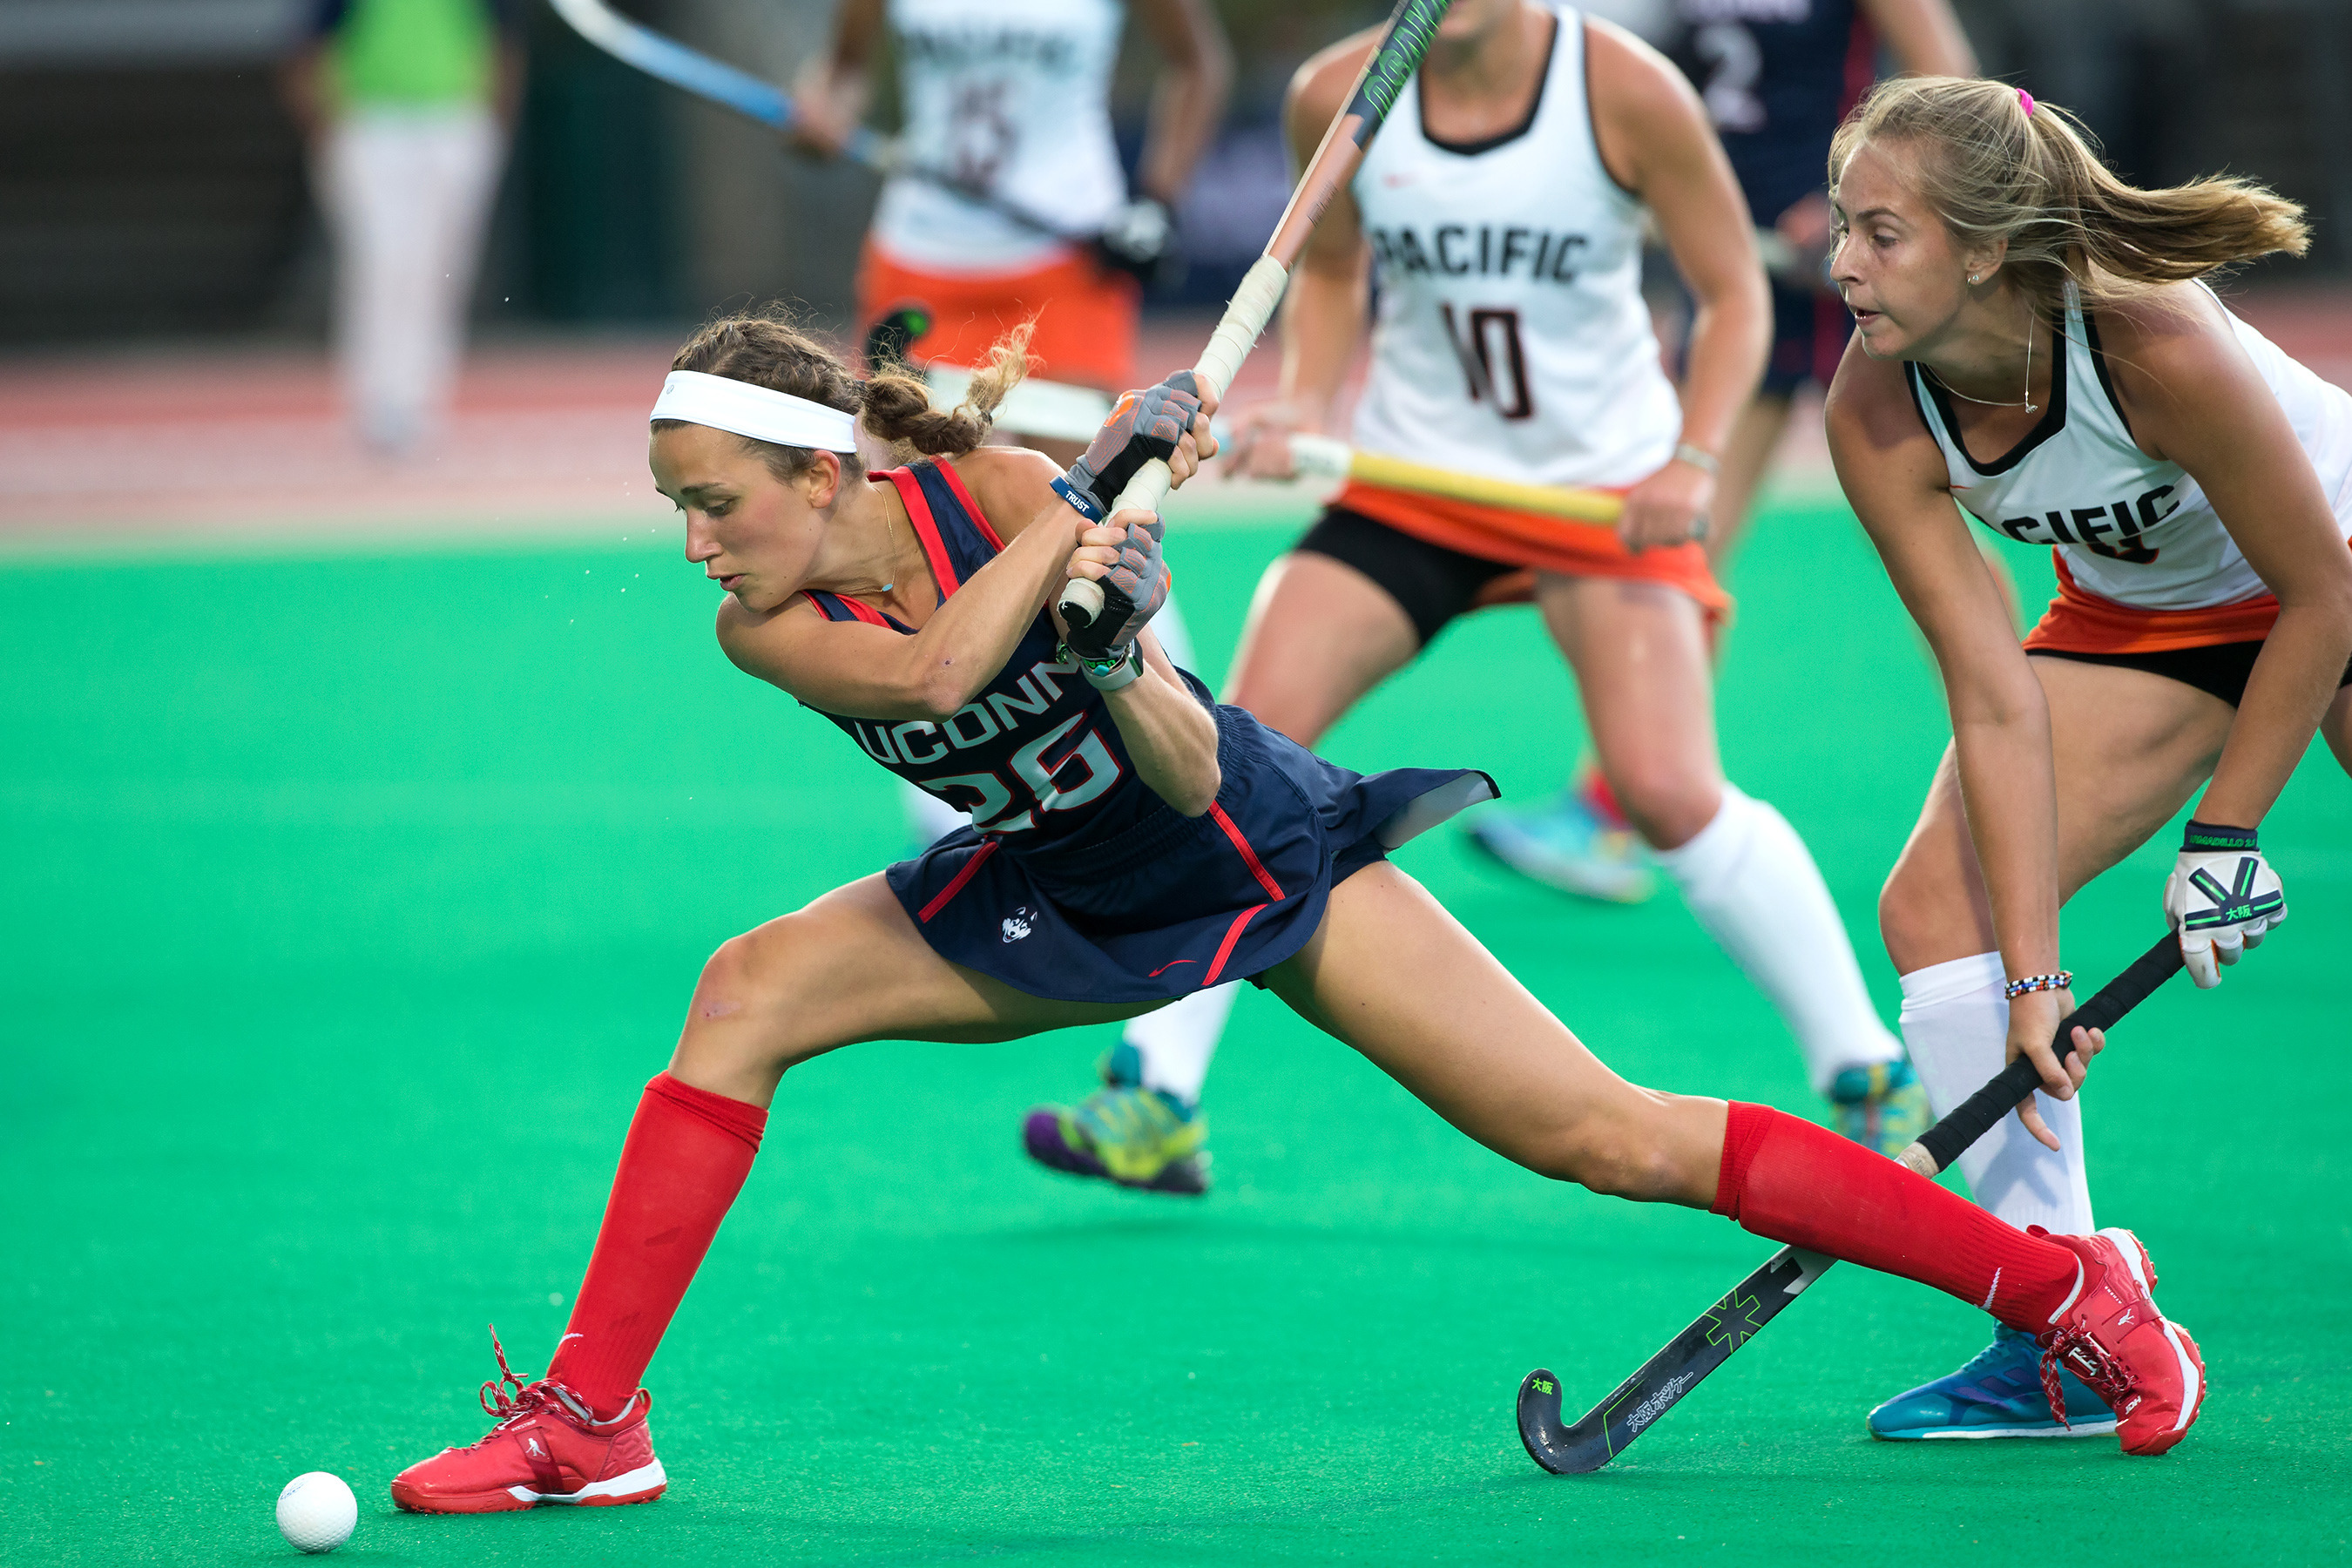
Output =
[
  {"x1": 391, "y1": 1331, "x2": 666, "y2": 1513},
  {"x1": 2034, "y1": 1227, "x2": 2206, "y2": 1456}
]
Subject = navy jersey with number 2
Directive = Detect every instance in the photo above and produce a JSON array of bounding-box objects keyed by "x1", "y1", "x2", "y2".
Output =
[{"x1": 800, "y1": 460, "x2": 1497, "y2": 1004}]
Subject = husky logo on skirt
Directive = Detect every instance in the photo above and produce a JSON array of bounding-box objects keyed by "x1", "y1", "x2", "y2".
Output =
[{"x1": 1001, "y1": 908, "x2": 1036, "y2": 943}]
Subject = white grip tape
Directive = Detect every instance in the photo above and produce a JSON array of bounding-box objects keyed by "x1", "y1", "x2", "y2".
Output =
[
  {"x1": 1195, "y1": 255, "x2": 1292, "y2": 399},
  {"x1": 1060, "y1": 253, "x2": 1293, "y2": 624},
  {"x1": 1286, "y1": 433, "x2": 1351, "y2": 482}
]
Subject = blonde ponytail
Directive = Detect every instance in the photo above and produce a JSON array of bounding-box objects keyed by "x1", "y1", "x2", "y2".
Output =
[{"x1": 1829, "y1": 77, "x2": 2308, "y2": 321}]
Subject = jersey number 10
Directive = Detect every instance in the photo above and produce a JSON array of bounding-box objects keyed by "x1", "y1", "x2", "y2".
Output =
[{"x1": 1440, "y1": 304, "x2": 1536, "y2": 421}]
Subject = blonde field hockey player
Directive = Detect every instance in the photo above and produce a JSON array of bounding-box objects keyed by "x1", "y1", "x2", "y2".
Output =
[{"x1": 1821, "y1": 76, "x2": 2352, "y2": 1439}]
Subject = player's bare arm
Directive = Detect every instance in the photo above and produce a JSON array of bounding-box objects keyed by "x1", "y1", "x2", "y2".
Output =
[
  {"x1": 788, "y1": 0, "x2": 884, "y2": 155},
  {"x1": 707, "y1": 441, "x2": 1222, "y2": 814},
  {"x1": 1129, "y1": 0, "x2": 1233, "y2": 205},
  {"x1": 1587, "y1": 20, "x2": 1769, "y2": 551},
  {"x1": 2093, "y1": 286, "x2": 2352, "y2": 828},
  {"x1": 1826, "y1": 342, "x2": 2089, "y2": 1120}
]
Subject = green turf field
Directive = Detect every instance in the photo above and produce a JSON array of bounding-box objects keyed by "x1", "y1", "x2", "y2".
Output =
[{"x1": 4, "y1": 495, "x2": 2348, "y2": 1565}]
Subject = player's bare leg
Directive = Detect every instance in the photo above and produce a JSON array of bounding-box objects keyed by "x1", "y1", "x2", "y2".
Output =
[
  {"x1": 393, "y1": 875, "x2": 1152, "y2": 1513},
  {"x1": 1266, "y1": 862, "x2": 1722, "y2": 1199},
  {"x1": 1870, "y1": 655, "x2": 2234, "y2": 1439},
  {"x1": 1223, "y1": 551, "x2": 1422, "y2": 748},
  {"x1": 1537, "y1": 572, "x2": 1913, "y2": 1130},
  {"x1": 2321, "y1": 682, "x2": 2352, "y2": 775}
]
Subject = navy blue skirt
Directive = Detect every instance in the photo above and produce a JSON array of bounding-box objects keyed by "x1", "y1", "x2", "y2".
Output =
[{"x1": 886, "y1": 706, "x2": 1497, "y2": 1004}]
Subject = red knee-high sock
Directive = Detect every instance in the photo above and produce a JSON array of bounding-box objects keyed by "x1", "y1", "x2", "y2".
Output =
[
  {"x1": 545, "y1": 1072, "x2": 767, "y2": 1416},
  {"x1": 1713, "y1": 1101, "x2": 2081, "y2": 1332}
]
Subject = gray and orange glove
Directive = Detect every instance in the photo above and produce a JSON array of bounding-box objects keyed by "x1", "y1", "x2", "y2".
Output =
[{"x1": 1054, "y1": 373, "x2": 1198, "y2": 659}]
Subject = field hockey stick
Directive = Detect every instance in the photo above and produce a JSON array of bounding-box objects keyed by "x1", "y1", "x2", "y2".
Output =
[
  {"x1": 544, "y1": 0, "x2": 1077, "y2": 241},
  {"x1": 1268, "y1": 434, "x2": 1624, "y2": 524},
  {"x1": 1056, "y1": 0, "x2": 1451, "y2": 632},
  {"x1": 1516, "y1": 932, "x2": 2186, "y2": 1476}
]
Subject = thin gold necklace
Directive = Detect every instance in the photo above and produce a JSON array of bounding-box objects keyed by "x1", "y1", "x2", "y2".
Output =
[{"x1": 1926, "y1": 319, "x2": 2038, "y2": 412}]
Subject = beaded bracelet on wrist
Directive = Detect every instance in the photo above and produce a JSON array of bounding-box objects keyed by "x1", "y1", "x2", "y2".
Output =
[{"x1": 2003, "y1": 971, "x2": 2073, "y2": 1000}]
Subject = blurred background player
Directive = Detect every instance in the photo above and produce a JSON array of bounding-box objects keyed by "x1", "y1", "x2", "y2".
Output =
[
  {"x1": 1823, "y1": 77, "x2": 2352, "y2": 1439},
  {"x1": 792, "y1": 0, "x2": 1236, "y2": 1194},
  {"x1": 282, "y1": 0, "x2": 524, "y2": 455},
  {"x1": 1465, "y1": 0, "x2": 1976, "y2": 902},
  {"x1": 790, "y1": 0, "x2": 1232, "y2": 466},
  {"x1": 1023, "y1": 0, "x2": 1927, "y2": 1196}
]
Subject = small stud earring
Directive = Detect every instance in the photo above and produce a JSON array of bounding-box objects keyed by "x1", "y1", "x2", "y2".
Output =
[{"x1": 1968, "y1": 274, "x2": 1980, "y2": 284}]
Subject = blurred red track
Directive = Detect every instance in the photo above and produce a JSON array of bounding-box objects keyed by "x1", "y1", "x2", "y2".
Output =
[{"x1": 3, "y1": 290, "x2": 2345, "y2": 549}]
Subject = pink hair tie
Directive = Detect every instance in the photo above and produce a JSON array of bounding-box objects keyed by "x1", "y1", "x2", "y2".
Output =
[{"x1": 2018, "y1": 88, "x2": 2036, "y2": 116}]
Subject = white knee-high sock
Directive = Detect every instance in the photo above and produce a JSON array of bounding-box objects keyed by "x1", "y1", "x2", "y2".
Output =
[
  {"x1": 1898, "y1": 952, "x2": 2092, "y2": 1234},
  {"x1": 1653, "y1": 784, "x2": 1903, "y2": 1096},
  {"x1": 1126, "y1": 983, "x2": 1236, "y2": 1105}
]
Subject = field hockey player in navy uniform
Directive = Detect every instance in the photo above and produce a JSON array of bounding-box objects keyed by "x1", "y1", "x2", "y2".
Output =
[
  {"x1": 1826, "y1": 78, "x2": 2352, "y2": 1443},
  {"x1": 388, "y1": 309, "x2": 2208, "y2": 1514}
]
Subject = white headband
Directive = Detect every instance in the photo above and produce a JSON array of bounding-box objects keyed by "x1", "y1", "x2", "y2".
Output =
[{"x1": 649, "y1": 370, "x2": 860, "y2": 453}]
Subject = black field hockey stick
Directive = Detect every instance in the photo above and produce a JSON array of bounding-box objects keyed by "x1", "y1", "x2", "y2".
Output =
[
  {"x1": 544, "y1": 0, "x2": 1078, "y2": 241},
  {"x1": 1055, "y1": 0, "x2": 1448, "y2": 632},
  {"x1": 1516, "y1": 932, "x2": 2186, "y2": 1475}
]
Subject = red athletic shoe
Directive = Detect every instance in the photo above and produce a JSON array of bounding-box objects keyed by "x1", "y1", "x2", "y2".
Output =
[
  {"x1": 2033, "y1": 1227, "x2": 2206, "y2": 1456},
  {"x1": 390, "y1": 1330, "x2": 666, "y2": 1513}
]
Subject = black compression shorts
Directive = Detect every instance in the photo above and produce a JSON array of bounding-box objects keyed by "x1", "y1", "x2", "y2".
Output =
[
  {"x1": 2031, "y1": 641, "x2": 2352, "y2": 707},
  {"x1": 1294, "y1": 505, "x2": 1521, "y2": 649}
]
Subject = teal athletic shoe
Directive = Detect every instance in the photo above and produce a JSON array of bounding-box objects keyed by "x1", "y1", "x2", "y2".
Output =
[
  {"x1": 1868, "y1": 1324, "x2": 2117, "y2": 1439},
  {"x1": 1022, "y1": 1043, "x2": 1210, "y2": 1195},
  {"x1": 1462, "y1": 790, "x2": 1657, "y2": 904},
  {"x1": 1827, "y1": 1060, "x2": 1932, "y2": 1157}
]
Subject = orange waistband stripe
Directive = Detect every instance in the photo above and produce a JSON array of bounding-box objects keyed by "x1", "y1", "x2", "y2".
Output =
[
  {"x1": 2023, "y1": 554, "x2": 2281, "y2": 655},
  {"x1": 1333, "y1": 480, "x2": 1733, "y2": 619}
]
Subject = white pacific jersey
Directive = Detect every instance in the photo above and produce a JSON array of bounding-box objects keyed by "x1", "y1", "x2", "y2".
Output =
[
  {"x1": 1907, "y1": 283, "x2": 2352, "y2": 611},
  {"x1": 1349, "y1": 9, "x2": 1681, "y2": 490},
  {"x1": 870, "y1": 0, "x2": 1126, "y2": 274}
]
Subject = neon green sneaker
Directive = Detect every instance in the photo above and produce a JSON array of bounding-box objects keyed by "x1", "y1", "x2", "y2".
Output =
[
  {"x1": 1828, "y1": 1059, "x2": 1932, "y2": 1157},
  {"x1": 1022, "y1": 1043, "x2": 1209, "y2": 1195}
]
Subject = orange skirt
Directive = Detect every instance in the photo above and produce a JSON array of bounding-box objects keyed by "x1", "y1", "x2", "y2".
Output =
[
  {"x1": 857, "y1": 242, "x2": 1140, "y2": 393},
  {"x1": 2023, "y1": 554, "x2": 2281, "y2": 655},
  {"x1": 1332, "y1": 479, "x2": 1733, "y2": 621}
]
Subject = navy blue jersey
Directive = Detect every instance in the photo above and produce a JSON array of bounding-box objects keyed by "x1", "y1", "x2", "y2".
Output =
[
  {"x1": 1669, "y1": 0, "x2": 1874, "y2": 226},
  {"x1": 801, "y1": 460, "x2": 1497, "y2": 1003},
  {"x1": 802, "y1": 461, "x2": 1177, "y2": 853}
]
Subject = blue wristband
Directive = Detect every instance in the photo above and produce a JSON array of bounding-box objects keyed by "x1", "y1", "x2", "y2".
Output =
[{"x1": 1051, "y1": 475, "x2": 1105, "y2": 523}]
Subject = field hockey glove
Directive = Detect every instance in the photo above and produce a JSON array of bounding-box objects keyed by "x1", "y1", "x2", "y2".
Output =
[
  {"x1": 1060, "y1": 510, "x2": 1170, "y2": 662},
  {"x1": 2165, "y1": 820, "x2": 2287, "y2": 988}
]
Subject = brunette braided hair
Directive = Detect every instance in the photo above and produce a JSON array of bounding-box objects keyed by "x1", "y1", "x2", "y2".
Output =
[{"x1": 652, "y1": 303, "x2": 1033, "y2": 478}]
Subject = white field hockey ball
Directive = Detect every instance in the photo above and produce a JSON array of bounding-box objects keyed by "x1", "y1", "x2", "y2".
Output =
[{"x1": 275, "y1": 1471, "x2": 357, "y2": 1553}]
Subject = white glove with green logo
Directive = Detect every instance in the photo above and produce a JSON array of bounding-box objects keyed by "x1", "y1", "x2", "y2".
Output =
[{"x1": 2164, "y1": 820, "x2": 2286, "y2": 989}]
